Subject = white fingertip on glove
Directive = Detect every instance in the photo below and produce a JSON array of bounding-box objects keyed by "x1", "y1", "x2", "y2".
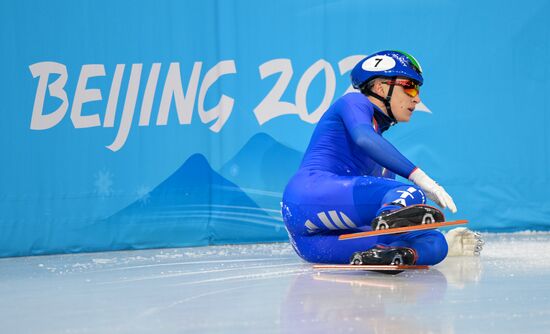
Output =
[
  {"x1": 409, "y1": 168, "x2": 457, "y2": 213},
  {"x1": 445, "y1": 227, "x2": 485, "y2": 256}
]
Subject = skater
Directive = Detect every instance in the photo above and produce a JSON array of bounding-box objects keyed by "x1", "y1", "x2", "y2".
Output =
[{"x1": 282, "y1": 50, "x2": 459, "y2": 266}]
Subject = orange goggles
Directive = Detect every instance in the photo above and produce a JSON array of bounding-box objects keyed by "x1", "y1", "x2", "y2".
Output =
[{"x1": 382, "y1": 79, "x2": 420, "y2": 97}]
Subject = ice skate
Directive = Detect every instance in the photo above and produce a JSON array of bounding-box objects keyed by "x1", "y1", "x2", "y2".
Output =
[
  {"x1": 371, "y1": 204, "x2": 445, "y2": 231},
  {"x1": 350, "y1": 245, "x2": 417, "y2": 266}
]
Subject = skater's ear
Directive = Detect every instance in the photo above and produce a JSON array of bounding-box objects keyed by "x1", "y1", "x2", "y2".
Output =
[{"x1": 369, "y1": 78, "x2": 387, "y2": 96}]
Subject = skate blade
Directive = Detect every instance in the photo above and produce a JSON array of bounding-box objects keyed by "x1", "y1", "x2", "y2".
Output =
[
  {"x1": 313, "y1": 264, "x2": 429, "y2": 271},
  {"x1": 339, "y1": 220, "x2": 468, "y2": 240}
]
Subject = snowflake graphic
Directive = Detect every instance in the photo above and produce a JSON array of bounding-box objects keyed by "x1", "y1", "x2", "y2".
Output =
[
  {"x1": 136, "y1": 185, "x2": 152, "y2": 205},
  {"x1": 94, "y1": 170, "x2": 113, "y2": 197},
  {"x1": 229, "y1": 164, "x2": 240, "y2": 177}
]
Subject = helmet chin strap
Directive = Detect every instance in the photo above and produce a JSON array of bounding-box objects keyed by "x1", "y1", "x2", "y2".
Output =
[{"x1": 365, "y1": 77, "x2": 398, "y2": 125}]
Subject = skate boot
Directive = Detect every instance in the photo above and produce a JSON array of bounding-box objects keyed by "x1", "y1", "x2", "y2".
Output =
[
  {"x1": 371, "y1": 204, "x2": 444, "y2": 231},
  {"x1": 350, "y1": 245, "x2": 417, "y2": 266},
  {"x1": 350, "y1": 245, "x2": 418, "y2": 274}
]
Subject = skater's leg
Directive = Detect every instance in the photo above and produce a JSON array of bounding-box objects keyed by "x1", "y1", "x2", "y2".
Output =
[
  {"x1": 374, "y1": 185, "x2": 426, "y2": 216},
  {"x1": 378, "y1": 230, "x2": 448, "y2": 265},
  {"x1": 286, "y1": 219, "x2": 447, "y2": 265},
  {"x1": 283, "y1": 172, "x2": 433, "y2": 264},
  {"x1": 290, "y1": 232, "x2": 379, "y2": 264},
  {"x1": 352, "y1": 177, "x2": 426, "y2": 223},
  {"x1": 283, "y1": 172, "x2": 406, "y2": 236}
]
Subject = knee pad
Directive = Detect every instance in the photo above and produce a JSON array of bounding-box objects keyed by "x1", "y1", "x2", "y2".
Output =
[{"x1": 382, "y1": 185, "x2": 426, "y2": 207}]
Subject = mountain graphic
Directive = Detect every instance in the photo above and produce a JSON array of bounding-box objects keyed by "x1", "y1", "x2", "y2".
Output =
[
  {"x1": 106, "y1": 153, "x2": 287, "y2": 247},
  {"x1": 219, "y1": 133, "x2": 303, "y2": 212}
]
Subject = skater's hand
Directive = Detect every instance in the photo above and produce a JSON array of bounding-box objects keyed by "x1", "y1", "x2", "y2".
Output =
[
  {"x1": 409, "y1": 168, "x2": 457, "y2": 213},
  {"x1": 445, "y1": 227, "x2": 484, "y2": 256}
]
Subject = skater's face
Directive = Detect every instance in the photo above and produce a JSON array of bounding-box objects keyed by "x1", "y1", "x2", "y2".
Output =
[{"x1": 375, "y1": 78, "x2": 421, "y2": 122}]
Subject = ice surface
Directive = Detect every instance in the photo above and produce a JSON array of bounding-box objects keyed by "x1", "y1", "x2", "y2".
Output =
[{"x1": 1, "y1": 233, "x2": 550, "y2": 333}]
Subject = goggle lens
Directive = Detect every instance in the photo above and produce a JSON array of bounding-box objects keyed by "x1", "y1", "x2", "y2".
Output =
[{"x1": 382, "y1": 80, "x2": 420, "y2": 97}]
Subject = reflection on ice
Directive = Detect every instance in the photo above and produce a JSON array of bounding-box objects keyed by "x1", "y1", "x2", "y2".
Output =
[
  {"x1": 282, "y1": 270, "x2": 448, "y2": 334},
  {"x1": 0, "y1": 233, "x2": 549, "y2": 333},
  {"x1": 437, "y1": 256, "x2": 483, "y2": 288}
]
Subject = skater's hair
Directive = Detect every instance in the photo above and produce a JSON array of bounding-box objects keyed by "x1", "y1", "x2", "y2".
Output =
[{"x1": 360, "y1": 78, "x2": 382, "y2": 96}]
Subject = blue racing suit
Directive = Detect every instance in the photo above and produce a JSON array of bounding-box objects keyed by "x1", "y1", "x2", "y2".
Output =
[{"x1": 282, "y1": 93, "x2": 448, "y2": 265}]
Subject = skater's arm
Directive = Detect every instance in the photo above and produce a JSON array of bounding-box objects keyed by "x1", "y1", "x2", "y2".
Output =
[
  {"x1": 349, "y1": 125, "x2": 457, "y2": 212},
  {"x1": 338, "y1": 96, "x2": 416, "y2": 178},
  {"x1": 343, "y1": 105, "x2": 458, "y2": 212},
  {"x1": 349, "y1": 124, "x2": 416, "y2": 179}
]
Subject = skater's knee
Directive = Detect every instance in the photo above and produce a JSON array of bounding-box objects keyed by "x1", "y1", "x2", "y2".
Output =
[
  {"x1": 292, "y1": 243, "x2": 339, "y2": 264},
  {"x1": 290, "y1": 234, "x2": 358, "y2": 264},
  {"x1": 382, "y1": 185, "x2": 426, "y2": 207},
  {"x1": 417, "y1": 231, "x2": 448, "y2": 265},
  {"x1": 431, "y1": 232, "x2": 449, "y2": 265},
  {"x1": 414, "y1": 187, "x2": 427, "y2": 205}
]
